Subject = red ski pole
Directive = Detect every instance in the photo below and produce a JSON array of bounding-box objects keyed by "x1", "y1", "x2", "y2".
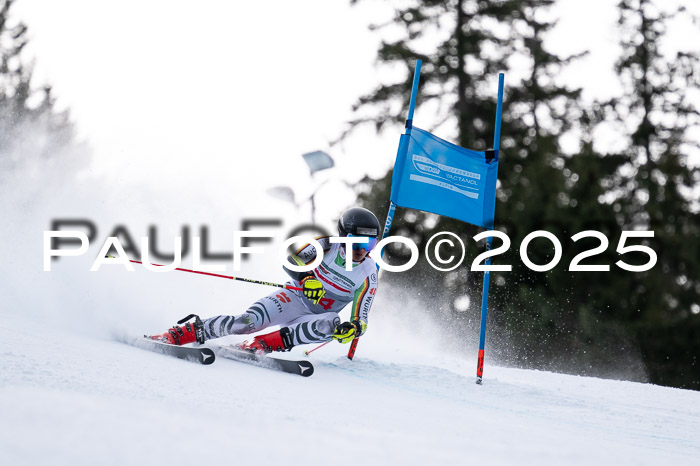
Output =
[
  {"x1": 128, "y1": 259, "x2": 302, "y2": 291},
  {"x1": 303, "y1": 340, "x2": 332, "y2": 356}
]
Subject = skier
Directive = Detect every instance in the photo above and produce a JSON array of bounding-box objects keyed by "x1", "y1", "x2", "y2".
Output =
[{"x1": 149, "y1": 207, "x2": 380, "y2": 354}]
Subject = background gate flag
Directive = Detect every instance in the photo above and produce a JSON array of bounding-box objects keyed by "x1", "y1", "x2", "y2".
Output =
[
  {"x1": 389, "y1": 126, "x2": 499, "y2": 228},
  {"x1": 375, "y1": 59, "x2": 504, "y2": 385}
]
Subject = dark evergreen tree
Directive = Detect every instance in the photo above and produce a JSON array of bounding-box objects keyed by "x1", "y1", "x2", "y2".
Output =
[
  {"x1": 0, "y1": 0, "x2": 80, "y2": 177},
  {"x1": 604, "y1": 0, "x2": 700, "y2": 388},
  {"x1": 347, "y1": 0, "x2": 530, "y2": 353}
]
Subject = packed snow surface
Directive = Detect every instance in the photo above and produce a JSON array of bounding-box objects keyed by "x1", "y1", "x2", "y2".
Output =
[{"x1": 1, "y1": 309, "x2": 699, "y2": 466}]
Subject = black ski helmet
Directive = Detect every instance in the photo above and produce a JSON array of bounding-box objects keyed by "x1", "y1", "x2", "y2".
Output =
[{"x1": 337, "y1": 207, "x2": 380, "y2": 238}]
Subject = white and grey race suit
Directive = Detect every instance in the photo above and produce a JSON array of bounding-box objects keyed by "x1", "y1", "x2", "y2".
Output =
[{"x1": 202, "y1": 236, "x2": 378, "y2": 346}]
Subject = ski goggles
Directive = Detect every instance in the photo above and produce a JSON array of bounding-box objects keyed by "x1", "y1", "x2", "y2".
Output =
[{"x1": 348, "y1": 234, "x2": 378, "y2": 252}]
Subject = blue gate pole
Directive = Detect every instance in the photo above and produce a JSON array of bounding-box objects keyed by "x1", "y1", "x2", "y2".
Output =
[
  {"x1": 476, "y1": 73, "x2": 504, "y2": 384},
  {"x1": 381, "y1": 59, "x2": 422, "y2": 246},
  {"x1": 348, "y1": 60, "x2": 422, "y2": 360},
  {"x1": 381, "y1": 59, "x2": 422, "y2": 253}
]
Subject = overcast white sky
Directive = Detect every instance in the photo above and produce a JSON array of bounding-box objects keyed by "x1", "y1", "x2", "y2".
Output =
[{"x1": 11, "y1": 0, "x2": 700, "y2": 227}]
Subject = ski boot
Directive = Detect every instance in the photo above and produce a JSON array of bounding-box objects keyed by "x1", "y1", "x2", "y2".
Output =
[
  {"x1": 238, "y1": 327, "x2": 293, "y2": 354},
  {"x1": 149, "y1": 314, "x2": 206, "y2": 346}
]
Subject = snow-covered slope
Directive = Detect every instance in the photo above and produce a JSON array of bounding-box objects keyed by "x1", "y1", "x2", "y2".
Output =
[
  {"x1": 2, "y1": 308, "x2": 699, "y2": 466},
  {"x1": 1, "y1": 179, "x2": 698, "y2": 466}
]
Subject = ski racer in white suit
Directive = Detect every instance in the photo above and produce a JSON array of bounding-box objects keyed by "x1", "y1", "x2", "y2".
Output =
[{"x1": 149, "y1": 207, "x2": 380, "y2": 353}]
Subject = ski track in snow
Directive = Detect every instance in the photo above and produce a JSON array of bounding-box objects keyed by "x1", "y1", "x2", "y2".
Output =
[{"x1": 1, "y1": 311, "x2": 699, "y2": 466}]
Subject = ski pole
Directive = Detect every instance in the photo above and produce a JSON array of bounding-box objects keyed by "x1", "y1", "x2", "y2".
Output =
[
  {"x1": 126, "y1": 259, "x2": 303, "y2": 291},
  {"x1": 347, "y1": 337, "x2": 360, "y2": 360},
  {"x1": 303, "y1": 340, "x2": 332, "y2": 356}
]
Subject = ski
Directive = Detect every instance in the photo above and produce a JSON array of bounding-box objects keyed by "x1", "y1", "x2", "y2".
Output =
[
  {"x1": 127, "y1": 337, "x2": 216, "y2": 365},
  {"x1": 212, "y1": 345, "x2": 314, "y2": 377}
]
